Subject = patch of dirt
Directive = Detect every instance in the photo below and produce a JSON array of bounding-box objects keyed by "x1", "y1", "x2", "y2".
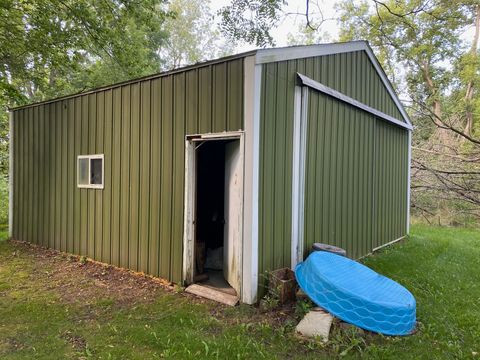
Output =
[
  {"x1": 61, "y1": 330, "x2": 86, "y2": 351},
  {"x1": 9, "y1": 240, "x2": 175, "y2": 308}
]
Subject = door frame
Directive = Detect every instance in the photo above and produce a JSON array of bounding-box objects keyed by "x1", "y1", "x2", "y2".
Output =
[{"x1": 182, "y1": 131, "x2": 245, "y2": 298}]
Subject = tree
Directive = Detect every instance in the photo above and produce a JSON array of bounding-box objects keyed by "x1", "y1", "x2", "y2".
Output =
[
  {"x1": 337, "y1": 0, "x2": 480, "y2": 223},
  {"x1": 0, "y1": 0, "x2": 171, "y2": 177},
  {"x1": 160, "y1": 0, "x2": 234, "y2": 70}
]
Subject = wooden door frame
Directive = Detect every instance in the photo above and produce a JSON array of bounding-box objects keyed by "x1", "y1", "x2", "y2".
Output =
[{"x1": 182, "y1": 131, "x2": 245, "y2": 299}]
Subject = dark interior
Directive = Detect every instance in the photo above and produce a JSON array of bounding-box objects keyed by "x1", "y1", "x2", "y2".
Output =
[{"x1": 195, "y1": 141, "x2": 226, "y2": 277}]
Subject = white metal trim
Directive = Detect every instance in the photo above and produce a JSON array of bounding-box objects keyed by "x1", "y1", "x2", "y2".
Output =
[
  {"x1": 372, "y1": 236, "x2": 406, "y2": 252},
  {"x1": 255, "y1": 41, "x2": 412, "y2": 127},
  {"x1": 291, "y1": 87, "x2": 308, "y2": 268},
  {"x1": 77, "y1": 154, "x2": 105, "y2": 190},
  {"x1": 297, "y1": 73, "x2": 413, "y2": 131},
  {"x1": 242, "y1": 56, "x2": 257, "y2": 304},
  {"x1": 255, "y1": 41, "x2": 367, "y2": 65},
  {"x1": 291, "y1": 86, "x2": 302, "y2": 268},
  {"x1": 407, "y1": 131, "x2": 412, "y2": 234},
  {"x1": 8, "y1": 112, "x2": 13, "y2": 238},
  {"x1": 363, "y1": 45, "x2": 413, "y2": 128}
]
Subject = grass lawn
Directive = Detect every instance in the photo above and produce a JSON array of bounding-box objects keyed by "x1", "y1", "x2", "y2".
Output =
[{"x1": 0, "y1": 224, "x2": 479, "y2": 359}]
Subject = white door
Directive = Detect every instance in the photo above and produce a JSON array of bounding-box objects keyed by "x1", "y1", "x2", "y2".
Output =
[{"x1": 223, "y1": 140, "x2": 243, "y2": 294}]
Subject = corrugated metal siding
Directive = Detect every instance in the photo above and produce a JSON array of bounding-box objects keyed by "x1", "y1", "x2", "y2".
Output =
[
  {"x1": 258, "y1": 51, "x2": 408, "y2": 288},
  {"x1": 303, "y1": 90, "x2": 408, "y2": 258},
  {"x1": 12, "y1": 58, "x2": 244, "y2": 284},
  {"x1": 373, "y1": 121, "x2": 409, "y2": 248}
]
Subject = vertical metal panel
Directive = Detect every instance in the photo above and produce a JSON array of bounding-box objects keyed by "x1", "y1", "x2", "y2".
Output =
[
  {"x1": 160, "y1": 75, "x2": 173, "y2": 279},
  {"x1": 303, "y1": 90, "x2": 376, "y2": 258},
  {"x1": 129, "y1": 83, "x2": 140, "y2": 270},
  {"x1": 103, "y1": 90, "x2": 113, "y2": 263},
  {"x1": 139, "y1": 81, "x2": 151, "y2": 273},
  {"x1": 61, "y1": 101, "x2": 68, "y2": 252},
  {"x1": 74, "y1": 97, "x2": 82, "y2": 255},
  {"x1": 258, "y1": 51, "x2": 409, "y2": 288},
  {"x1": 171, "y1": 73, "x2": 186, "y2": 283},
  {"x1": 149, "y1": 78, "x2": 161, "y2": 276},
  {"x1": 67, "y1": 98, "x2": 75, "y2": 253},
  {"x1": 87, "y1": 94, "x2": 96, "y2": 258},
  {"x1": 120, "y1": 85, "x2": 131, "y2": 268},
  {"x1": 111, "y1": 87, "x2": 122, "y2": 266},
  {"x1": 95, "y1": 92, "x2": 105, "y2": 259},
  {"x1": 12, "y1": 58, "x2": 244, "y2": 284}
]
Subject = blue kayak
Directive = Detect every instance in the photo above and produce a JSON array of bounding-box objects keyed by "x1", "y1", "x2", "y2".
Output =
[{"x1": 295, "y1": 251, "x2": 416, "y2": 336}]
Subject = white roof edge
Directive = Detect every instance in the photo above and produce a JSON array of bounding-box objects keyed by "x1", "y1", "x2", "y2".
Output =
[
  {"x1": 297, "y1": 73, "x2": 413, "y2": 131},
  {"x1": 255, "y1": 41, "x2": 412, "y2": 128}
]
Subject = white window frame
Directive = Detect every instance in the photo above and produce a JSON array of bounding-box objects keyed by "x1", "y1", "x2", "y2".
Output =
[{"x1": 77, "y1": 154, "x2": 104, "y2": 189}]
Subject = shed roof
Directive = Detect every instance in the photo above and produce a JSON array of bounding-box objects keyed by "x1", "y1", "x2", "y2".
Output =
[{"x1": 10, "y1": 41, "x2": 411, "y2": 126}]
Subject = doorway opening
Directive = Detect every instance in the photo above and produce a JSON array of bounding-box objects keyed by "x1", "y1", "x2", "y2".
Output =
[{"x1": 183, "y1": 132, "x2": 244, "y2": 304}]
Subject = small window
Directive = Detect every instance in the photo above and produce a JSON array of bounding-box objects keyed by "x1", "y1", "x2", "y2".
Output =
[{"x1": 77, "y1": 155, "x2": 104, "y2": 189}]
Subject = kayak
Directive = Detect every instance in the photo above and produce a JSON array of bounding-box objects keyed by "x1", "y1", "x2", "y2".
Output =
[{"x1": 295, "y1": 251, "x2": 416, "y2": 335}]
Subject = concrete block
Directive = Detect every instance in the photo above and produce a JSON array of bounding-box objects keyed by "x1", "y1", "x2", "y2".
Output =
[{"x1": 295, "y1": 308, "x2": 334, "y2": 342}]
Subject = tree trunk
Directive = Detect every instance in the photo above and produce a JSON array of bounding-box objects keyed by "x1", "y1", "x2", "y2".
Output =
[{"x1": 464, "y1": 4, "x2": 480, "y2": 137}]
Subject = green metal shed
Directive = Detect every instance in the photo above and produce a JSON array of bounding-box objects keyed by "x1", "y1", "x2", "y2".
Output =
[{"x1": 9, "y1": 41, "x2": 412, "y2": 304}]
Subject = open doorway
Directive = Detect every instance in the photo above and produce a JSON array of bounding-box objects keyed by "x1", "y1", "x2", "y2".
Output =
[{"x1": 183, "y1": 132, "x2": 244, "y2": 303}]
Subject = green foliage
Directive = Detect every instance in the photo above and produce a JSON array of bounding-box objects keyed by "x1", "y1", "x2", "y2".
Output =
[
  {"x1": 160, "y1": 0, "x2": 233, "y2": 70},
  {"x1": 218, "y1": 0, "x2": 286, "y2": 47}
]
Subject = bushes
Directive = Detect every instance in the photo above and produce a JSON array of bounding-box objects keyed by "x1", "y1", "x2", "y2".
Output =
[{"x1": 0, "y1": 176, "x2": 8, "y2": 226}]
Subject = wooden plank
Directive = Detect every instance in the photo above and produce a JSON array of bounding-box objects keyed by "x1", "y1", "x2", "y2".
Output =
[
  {"x1": 185, "y1": 284, "x2": 239, "y2": 306},
  {"x1": 129, "y1": 83, "x2": 140, "y2": 271},
  {"x1": 139, "y1": 81, "x2": 151, "y2": 273}
]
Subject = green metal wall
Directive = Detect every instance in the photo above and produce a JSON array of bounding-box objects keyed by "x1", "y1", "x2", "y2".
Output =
[
  {"x1": 304, "y1": 90, "x2": 408, "y2": 260},
  {"x1": 258, "y1": 50, "x2": 409, "y2": 288},
  {"x1": 12, "y1": 58, "x2": 244, "y2": 283}
]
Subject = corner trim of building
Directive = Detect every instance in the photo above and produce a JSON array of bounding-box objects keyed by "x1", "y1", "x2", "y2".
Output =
[
  {"x1": 242, "y1": 56, "x2": 261, "y2": 304},
  {"x1": 372, "y1": 236, "x2": 407, "y2": 253},
  {"x1": 291, "y1": 86, "x2": 308, "y2": 269},
  {"x1": 8, "y1": 111, "x2": 13, "y2": 238},
  {"x1": 297, "y1": 73, "x2": 412, "y2": 131},
  {"x1": 407, "y1": 131, "x2": 412, "y2": 234}
]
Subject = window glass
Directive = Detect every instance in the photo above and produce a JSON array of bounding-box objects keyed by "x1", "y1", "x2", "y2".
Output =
[
  {"x1": 78, "y1": 158, "x2": 89, "y2": 185},
  {"x1": 90, "y1": 158, "x2": 103, "y2": 185}
]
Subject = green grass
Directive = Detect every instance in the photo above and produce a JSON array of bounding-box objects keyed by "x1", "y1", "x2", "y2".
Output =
[{"x1": 0, "y1": 225, "x2": 479, "y2": 359}]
